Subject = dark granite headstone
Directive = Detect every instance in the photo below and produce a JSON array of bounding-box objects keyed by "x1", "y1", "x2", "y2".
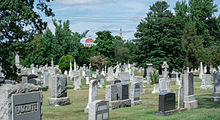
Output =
[
  {"x1": 89, "y1": 100, "x2": 109, "y2": 120},
  {"x1": 155, "y1": 93, "x2": 175, "y2": 116},
  {"x1": 187, "y1": 73, "x2": 194, "y2": 95},
  {"x1": 207, "y1": 66, "x2": 210, "y2": 74},
  {"x1": 116, "y1": 83, "x2": 129, "y2": 100}
]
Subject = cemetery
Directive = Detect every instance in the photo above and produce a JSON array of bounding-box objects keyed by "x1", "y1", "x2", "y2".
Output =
[{"x1": 1, "y1": 0, "x2": 220, "y2": 120}]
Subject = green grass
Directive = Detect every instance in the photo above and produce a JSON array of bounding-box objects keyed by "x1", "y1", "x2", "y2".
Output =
[{"x1": 42, "y1": 75, "x2": 220, "y2": 120}]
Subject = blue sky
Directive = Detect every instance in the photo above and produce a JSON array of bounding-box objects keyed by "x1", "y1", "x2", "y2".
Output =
[{"x1": 42, "y1": 0, "x2": 220, "y2": 42}]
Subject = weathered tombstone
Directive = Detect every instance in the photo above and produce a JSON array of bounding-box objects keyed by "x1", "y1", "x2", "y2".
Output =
[
  {"x1": 178, "y1": 74, "x2": 184, "y2": 109},
  {"x1": 133, "y1": 76, "x2": 143, "y2": 93},
  {"x1": 4, "y1": 80, "x2": 16, "y2": 85},
  {"x1": 86, "y1": 69, "x2": 91, "y2": 85},
  {"x1": 0, "y1": 83, "x2": 42, "y2": 120},
  {"x1": 152, "y1": 84, "x2": 160, "y2": 94},
  {"x1": 155, "y1": 93, "x2": 176, "y2": 116},
  {"x1": 212, "y1": 71, "x2": 220, "y2": 101},
  {"x1": 159, "y1": 78, "x2": 168, "y2": 93},
  {"x1": 199, "y1": 62, "x2": 203, "y2": 80},
  {"x1": 89, "y1": 100, "x2": 109, "y2": 120},
  {"x1": 116, "y1": 83, "x2": 129, "y2": 100},
  {"x1": 97, "y1": 74, "x2": 105, "y2": 88},
  {"x1": 162, "y1": 61, "x2": 169, "y2": 78},
  {"x1": 85, "y1": 80, "x2": 98, "y2": 113},
  {"x1": 21, "y1": 71, "x2": 28, "y2": 84},
  {"x1": 130, "y1": 82, "x2": 142, "y2": 105},
  {"x1": 73, "y1": 75, "x2": 81, "y2": 90},
  {"x1": 48, "y1": 75, "x2": 70, "y2": 106},
  {"x1": 105, "y1": 84, "x2": 118, "y2": 101},
  {"x1": 183, "y1": 73, "x2": 198, "y2": 109},
  {"x1": 107, "y1": 67, "x2": 114, "y2": 83},
  {"x1": 170, "y1": 71, "x2": 177, "y2": 81},
  {"x1": 147, "y1": 63, "x2": 153, "y2": 82},
  {"x1": 118, "y1": 72, "x2": 130, "y2": 82},
  {"x1": 43, "y1": 70, "x2": 49, "y2": 86},
  {"x1": 27, "y1": 74, "x2": 41, "y2": 86},
  {"x1": 200, "y1": 74, "x2": 212, "y2": 89}
]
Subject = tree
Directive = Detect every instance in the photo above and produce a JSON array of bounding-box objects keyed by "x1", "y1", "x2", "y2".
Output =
[
  {"x1": 58, "y1": 55, "x2": 74, "y2": 73},
  {"x1": 0, "y1": 0, "x2": 54, "y2": 79},
  {"x1": 0, "y1": 0, "x2": 54, "y2": 41},
  {"x1": 181, "y1": 22, "x2": 203, "y2": 68},
  {"x1": 90, "y1": 56, "x2": 108, "y2": 73},
  {"x1": 135, "y1": 1, "x2": 184, "y2": 71},
  {"x1": 94, "y1": 31, "x2": 116, "y2": 65}
]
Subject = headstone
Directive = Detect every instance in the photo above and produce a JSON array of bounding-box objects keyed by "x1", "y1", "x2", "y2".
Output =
[
  {"x1": 162, "y1": 61, "x2": 169, "y2": 78},
  {"x1": 212, "y1": 71, "x2": 220, "y2": 101},
  {"x1": 116, "y1": 83, "x2": 129, "y2": 100},
  {"x1": 155, "y1": 93, "x2": 175, "y2": 116},
  {"x1": 85, "y1": 80, "x2": 98, "y2": 113},
  {"x1": 130, "y1": 82, "x2": 142, "y2": 105},
  {"x1": 89, "y1": 100, "x2": 109, "y2": 120},
  {"x1": 118, "y1": 72, "x2": 130, "y2": 82},
  {"x1": 147, "y1": 63, "x2": 153, "y2": 82},
  {"x1": 170, "y1": 71, "x2": 177, "y2": 81},
  {"x1": 0, "y1": 83, "x2": 42, "y2": 120},
  {"x1": 97, "y1": 74, "x2": 105, "y2": 88},
  {"x1": 43, "y1": 70, "x2": 49, "y2": 86},
  {"x1": 159, "y1": 78, "x2": 168, "y2": 93},
  {"x1": 86, "y1": 69, "x2": 91, "y2": 85},
  {"x1": 152, "y1": 84, "x2": 160, "y2": 94},
  {"x1": 105, "y1": 84, "x2": 118, "y2": 101},
  {"x1": 178, "y1": 74, "x2": 184, "y2": 109},
  {"x1": 48, "y1": 75, "x2": 70, "y2": 106},
  {"x1": 21, "y1": 71, "x2": 28, "y2": 84},
  {"x1": 114, "y1": 80, "x2": 121, "y2": 84},
  {"x1": 73, "y1": 75, "x2": 81, "y2": 90},
  {"x1": 4, "y1": 80, "x2": 16, "y2": 85},
  {"x1": 27, "y1": 74, "x2": 41, "y2": 86},
  {"x1": 200, "y1": 74, "x2": 212, "y2": 89},
  {"x1": 69, "y1": 60, "x2": 73, "y2": 77},
  {"x1": 183, "y1": 73, "x2": 198, "y2": 109},
  {"x1": 199, "y1": 62, "x2": 203, "y2": 79},
  {"x1": 133, "y1": 76, "x2": 143, "y2": 93},
  {"x1": 107, "y1": 67, "x2": 114, "y2": 82}
]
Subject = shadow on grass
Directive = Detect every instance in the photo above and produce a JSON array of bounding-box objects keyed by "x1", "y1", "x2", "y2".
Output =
[{"x1": 197, "y1": 94, "x2": 220, "y2": 109}]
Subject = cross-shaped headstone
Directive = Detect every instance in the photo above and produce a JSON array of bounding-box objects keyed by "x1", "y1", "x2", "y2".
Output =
[{"x1": 162, "y1": 61, "x2": 169, "y2": 71}]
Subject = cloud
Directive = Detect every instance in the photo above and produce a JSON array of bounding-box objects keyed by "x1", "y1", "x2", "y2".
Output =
[{"x1": 54, "y1": 0, "x2": 116, "y2": 5}]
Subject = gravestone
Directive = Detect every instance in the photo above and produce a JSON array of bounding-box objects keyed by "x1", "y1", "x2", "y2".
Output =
[
  {"x1": 27, "y1": 74, "x2": 41, "y2": 86},
  {"x1": 170, "y1": 71, "x2": 177, "y2": 81},
  {"x1": 152, "y1": 84, "x2": 160, "y2": 94},
  {"x1": 89, "y1": 100, "x2": 109, "y2": 120},
  {"x1": 162, "y1": 61, "x2": 169, "y2": 78},
  {"x1": 48, "y1": 75, "x2": 70, "y2": 106},
  {"x1": 178, "y1": 74, "x2": 184, "y2": 109},
  {"x1": 85, "y1": 80, "x2": 98, "y2": 113},
  {"x1": 212, "y1": 71, "x2": 220, "y2": 101},
  {"x1": 130, "y1": 82, "x2": 142, "y2": 105},
  {"x1": 86, "y1": 69, "x2": 91, "y2": 85},
  {"x1": 105, "y1": 84, "x2": 118, "y2": 101},
  {"x1": 159, "y1": 78, "x2": 168, "y2": 93},
  {"x1": 199, "y1": 62, "x2": 203, "y2": 80},
  {"x1": 114, "y1": 80, "x2": 121, "y2": 84},
  {"x1": 97, "y1": 74, "x2": 105, "y2": 88},
  {"x1": 0, "y1": 83, "x2": 42, "y2": 120},
  {"x1": 116, "y1": 83, "x2": 129, "y2": 100},
  {"x1": 4, "y1": 80, "x2": 16, "y2": 85},
  {"x1": 147, "y1": 63, "x2": 153, "y2": 82},
  {"x1": 43, "y1": 70, "x2": 49, "y2": 86},
  {"x1": 21, "y1": 71, "x2": 28, "y2": 84},
  {"x1": 118, "y1": 72, "x2": 130, "y2": 82},
  {"x1": 183, "y1": 73, "x2": 198, "y2": 109},
  {"x1": 200, "y1": 74, "x2": 212, "y2": 89},
  {"x1": 133, "y1": 76, "x2": 143, "y2": 93},
  {"x1": 73, "y1": 75, "x2": 81, "y2": 90},
  {"x1": 107, "y1": 67, "x2": 114, "y2": 82},
  {"x1": 155, "y1": 93, "x2": 175, "y2": 116}
]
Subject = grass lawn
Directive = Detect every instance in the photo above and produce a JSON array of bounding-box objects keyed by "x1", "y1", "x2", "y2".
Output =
[{"x1": 42, "y1": 74, "x2": 220, "y2": 120}]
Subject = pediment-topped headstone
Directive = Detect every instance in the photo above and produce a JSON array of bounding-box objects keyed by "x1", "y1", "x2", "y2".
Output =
[{"x1": 118, "y1": 72, "x2": 130, "y2": 81}]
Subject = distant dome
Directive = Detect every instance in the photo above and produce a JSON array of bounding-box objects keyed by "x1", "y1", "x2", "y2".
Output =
[{"x1": 85, "y1": 38, "x2": 94, "y2": 43}]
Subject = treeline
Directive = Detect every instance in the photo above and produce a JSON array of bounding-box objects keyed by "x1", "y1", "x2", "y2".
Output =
[{"x1": 0, "y1": 0, "x2": 220, "y2": 79}]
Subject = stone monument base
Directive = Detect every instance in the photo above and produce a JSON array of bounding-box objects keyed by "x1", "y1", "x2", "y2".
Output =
[
  {"x1": 212, "y1": 92, "x2": 220, "y2": 102},
  {"x1": 184, "y1": 95, "x2": 198, "y2": 109},
  {"x1": 155, "y1": 108, "x2": 186, "y2": 116},
  {"x1": 109, "y1": 99, "x2": 131, "y2": 110},
  {"x1": 48, "y1": 97, "x2": 70, "y2": 106},
  {"x1": 200, "y1": 85, "x2": 212, "y2": 90},
  {"x1": 131, "y1": 100, "x2": 142, "y2": 106},
  {"x1": 84, "y1": 106, "x2": 89, "y2": 113}
]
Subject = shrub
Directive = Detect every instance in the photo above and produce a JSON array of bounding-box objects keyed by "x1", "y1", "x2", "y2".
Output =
[
  {"x1": 58, "y1": 55, "x2": 74, "y2": 73},
  {"x1": 150, "y1": 69, "x2": 159, "y2": 85}
]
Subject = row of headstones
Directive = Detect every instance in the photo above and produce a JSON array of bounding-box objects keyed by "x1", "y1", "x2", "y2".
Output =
[
  {"x1": 155, "y1": 71, "x2": 220, "y2": 116},
  {"x1": 1, "y1": 71, "x2": 220, "y2": 120}
]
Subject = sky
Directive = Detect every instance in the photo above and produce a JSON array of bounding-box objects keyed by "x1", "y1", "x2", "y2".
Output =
[{"x1": 42, "y1": 0, "x2": 220, "y2": 42}]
